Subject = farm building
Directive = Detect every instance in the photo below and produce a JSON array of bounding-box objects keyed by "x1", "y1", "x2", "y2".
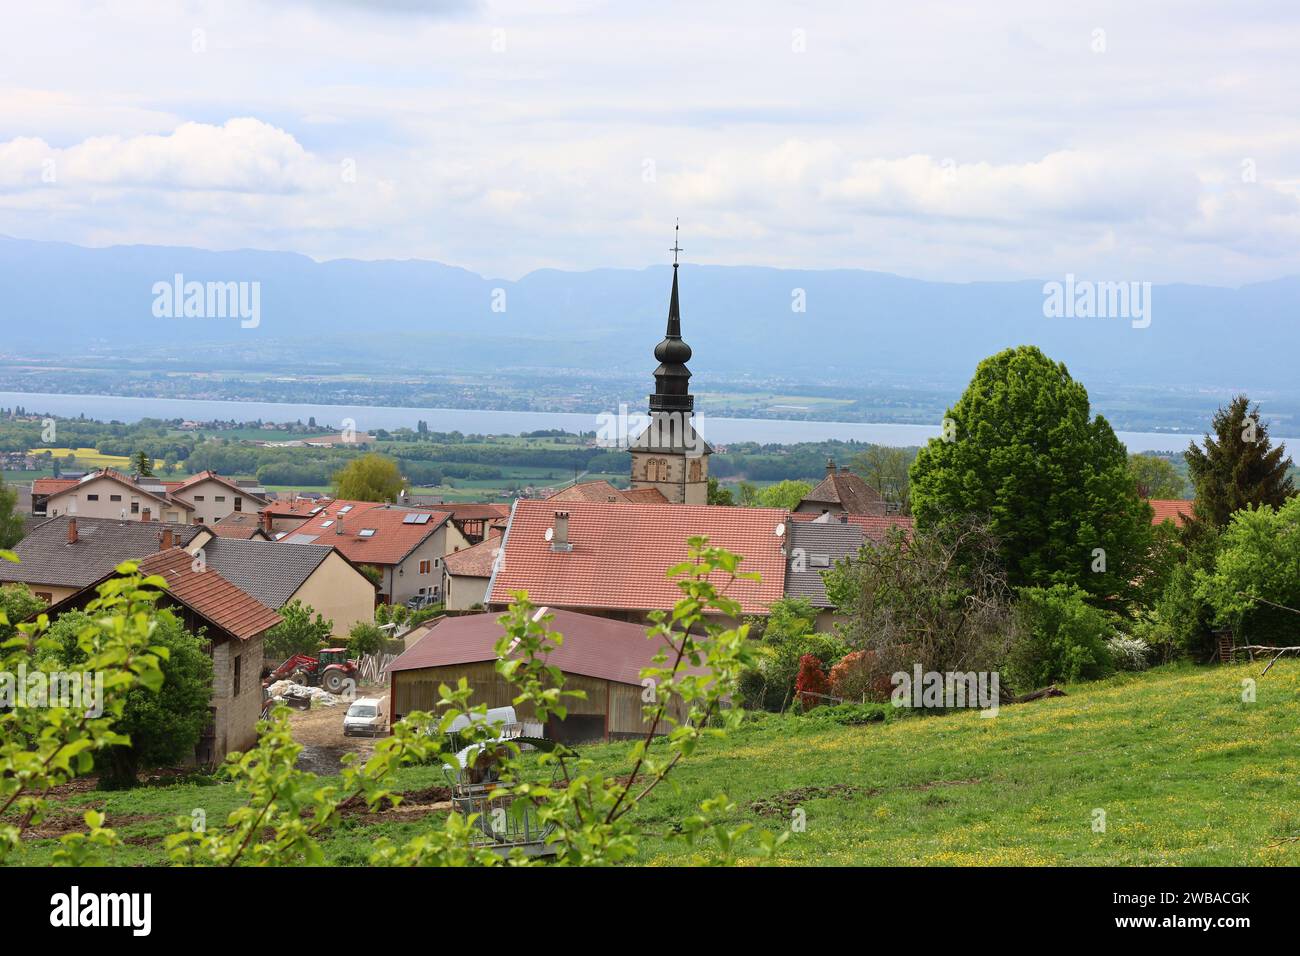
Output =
[{"x1": 388, "y1": 608, "x2": 707, "y2": 743}]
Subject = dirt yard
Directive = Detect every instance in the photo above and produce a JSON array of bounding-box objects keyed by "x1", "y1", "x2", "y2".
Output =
[{"x1": 285, "y1": 683, "x2": 390, "y2": 775}]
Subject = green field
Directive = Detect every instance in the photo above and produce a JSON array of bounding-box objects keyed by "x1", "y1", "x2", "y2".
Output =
[{"x1": 7, "y1": 661, "x2": 1298, "y2": 866}]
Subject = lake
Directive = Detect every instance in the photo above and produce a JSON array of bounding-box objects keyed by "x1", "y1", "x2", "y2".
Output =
[{"x1": 0, "y1": 390, "x2": 1263, "y2": 454}]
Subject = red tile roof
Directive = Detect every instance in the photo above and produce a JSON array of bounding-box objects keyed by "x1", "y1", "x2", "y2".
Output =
[
  {"x1": 489, "y1": 500, "x2": 788, "y2": 615},
  {"x1": 1148, "y1": 499, "x2": 1193, "y2": 527},
  {"x1": 444, "y1": 537, "x2": 501, "y2": 578},
  {"x1": 789, "y1": 511, "x2": 914, "y2": 544},
  {"x1": 287, "y1": 503, "x2": 451, "y2": 565},
  {"x1": 389, "y1": 608, "x2": 709, "y2": 685},
  {"x1": 438, "y1": 503, "x2": 511, "y2": 520},
  {"x1": 32, "y1": 478, "x2": 78, "y2": 496},
  {"x1": 261, "y1": 497, "x2": 334, "y2": 518},
  {"x1": 169, "y1": 469, "x2": 267, "y2": 502},
  {"x1": 137, "y1": 547, "x2": 281, "y2": 641}
]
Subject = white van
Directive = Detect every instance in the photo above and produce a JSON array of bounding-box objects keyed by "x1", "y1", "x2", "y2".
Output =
[{"x1": 343, "y1": 697, "x2": 386, "y2": 737}]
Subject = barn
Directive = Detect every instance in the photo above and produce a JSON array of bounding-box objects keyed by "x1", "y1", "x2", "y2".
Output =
[{"x1": 387, "y1": 608, "x2": 705, "y2": 743}]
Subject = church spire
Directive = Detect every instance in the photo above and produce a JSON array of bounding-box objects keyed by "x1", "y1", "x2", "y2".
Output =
[{"x1": 650, "y1": 221, "x2": 693, "y2": 414}]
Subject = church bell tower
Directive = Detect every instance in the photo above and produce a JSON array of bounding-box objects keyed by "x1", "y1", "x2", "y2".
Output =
[{"x1": 629, "y1": 223, "x2": 711, "y2": 505}]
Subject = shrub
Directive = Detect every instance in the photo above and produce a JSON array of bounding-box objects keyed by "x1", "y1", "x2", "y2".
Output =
[
  {"x1": 801, "y1": 701, "x2": 891, "y2": 725},
  {"x1": 1006, "y1": 584, "x2": 1114, "y2": 690},
  {"x1": 827, "y1": 649, "x2": 894, "y2": 703},
  {"x1": 347, "y1": 621, "x2": 385, "y2": 657},
  {"x1": 794, "y1": 654, "x2": 831, "y2": 710},
  {"x1": 1106, "y1": 634, "x2": 1153, "y2": 672}
]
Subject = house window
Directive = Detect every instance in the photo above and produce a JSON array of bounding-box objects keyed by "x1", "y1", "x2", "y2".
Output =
[
  {"x1": 233, "y1": 655, "x2": 242, "y2": 697},
  {"x1": 34, "y1": 591, "x2": 52, "y2": 603},
  {"x1": 110, "y1": 494, "x2": 122, "y2": 502},
  {"x1": 215, "y1": 495, "x2": 225, "y2": 503},
  {"x1": 195, "y1": 517, "x2": 204, "y2": 524},
  {"x1": 194, "y1": 495, "x2": 204, "y2": 501},
  {"x1": 131, "y1": 498, "x2": 140, "y2": 514},
  {"x1": 419, "y1": 559, "x2": 432, "y2": 574},
  {"x1": 234, "y1": 497, "x2": 242, "y2": 512},
  {"x1": 87, "y1": 494, "x2": 99, "y2": 501}
]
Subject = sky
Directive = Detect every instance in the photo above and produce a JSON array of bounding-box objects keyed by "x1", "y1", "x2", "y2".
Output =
[{"x1": 2, "y1": 0, "x2": 1299, "y2": 283}]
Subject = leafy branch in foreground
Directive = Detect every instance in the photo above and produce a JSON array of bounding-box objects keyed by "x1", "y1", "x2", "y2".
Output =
[
  {"x1": 168, "y1": 536, "x2": 786, "y2": 866},
  {"x1": 0, "y1": 557, "x2": 171, "y2": 865}
]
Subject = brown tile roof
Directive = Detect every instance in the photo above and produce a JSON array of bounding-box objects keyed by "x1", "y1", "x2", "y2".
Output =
[
  {"x1": 261, "y1": 497, "x2": 332, "y2": 518},
  {"x1": 547, "y1": 480, "x2": 668, "y2": 504},
  {"x1": 287, "y1": 503, "x2": 451, "y2": 566},
  {"x1": 208, "y1": 513, "x2": 270, "y2": 539},
  {"x1": 389, "y1": 608, "x2": 709, "y2": 686},
  {"x1": 488, "y1": 500, "x2": 788, "y2": 615},
  {"x1": 137, "y1": 547, "x2": 281, "y2": 641},
  {"x1": 621, "y1": 487, "x2": 670, "y2": 504},
  {"x1": 800, "y1": 468, "x2": 887, "y2": 515},
  {"x1": 1148, "y1": 499, "x2": 1193, "y2": 527},
  {"x1": 789, "y1": 511, "x2": 914, "y2": 544},
  {"x1": 444, "y1": 537, "x2": 501, "y2": 578}
]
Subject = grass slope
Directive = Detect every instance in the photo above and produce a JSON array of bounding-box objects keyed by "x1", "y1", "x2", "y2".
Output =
[{"x1": 7, "y1": 662, "x2": 1298, "y2": 866}]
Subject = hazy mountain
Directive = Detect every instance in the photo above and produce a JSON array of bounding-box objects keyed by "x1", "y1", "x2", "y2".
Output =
[{"x1": 2, "y1": 235, "x2": 1297, "y2": 393}]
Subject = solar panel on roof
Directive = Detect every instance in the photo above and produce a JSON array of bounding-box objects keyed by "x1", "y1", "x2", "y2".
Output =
[{"x1": 403, "y1": 512, "x2": 431, "y2": 524}]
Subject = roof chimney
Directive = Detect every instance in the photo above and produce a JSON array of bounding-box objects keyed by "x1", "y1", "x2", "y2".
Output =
[
  {"x1": 826, "y1": 457, "x2": 836, "y2": 478},
  {"x1": 552, "y1": 511, "x2": 571, "y2": 551},
  {"x1": 160, "y1": 528, "x2": 174, "y2": 550},
  {"x1": 262, "y1": 510, "x2": 273, "y2": 533},
  {"x1": 67, "y1": 516, "x2": 78, "y2": 544}
]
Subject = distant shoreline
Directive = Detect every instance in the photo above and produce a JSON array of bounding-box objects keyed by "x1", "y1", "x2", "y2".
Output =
[{"x1": 0, "y1": 390, "x2": 1269, "y2": 455}]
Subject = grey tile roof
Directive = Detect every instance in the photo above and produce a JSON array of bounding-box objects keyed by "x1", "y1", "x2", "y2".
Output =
[
  {"x1": 784, "y1": 520, "x2": 865, "y2": 608},
  {"x1": 0, "y1": 516, "x2": 204, "y2": 589},
  {"x1": 196, "y1": 536, "x2": 337, "y2": 609}
]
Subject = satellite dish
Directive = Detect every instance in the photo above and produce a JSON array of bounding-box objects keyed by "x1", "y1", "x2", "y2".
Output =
[
  {"x1": 544, "y1": 527, "x2": 554, "y2": 542},
  {"x1": 775, "y1": 523, "x2": 785, "y2": 537}
]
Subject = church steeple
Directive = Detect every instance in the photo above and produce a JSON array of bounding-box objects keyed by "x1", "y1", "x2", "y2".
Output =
[{"x1": 650, "y1": 222, "x2": 694, "y2": 414}]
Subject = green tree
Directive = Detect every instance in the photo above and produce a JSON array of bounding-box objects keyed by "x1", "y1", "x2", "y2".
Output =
[
  {"x1": 1185, "y1": 395, "x2": 1295, "y2": 531},
  {"x1": 333, "y1": 453, "x2": 404, "y2": 502},
  {"x1": 0, "y1": 583, "x2": 46, "y2": 641},
  {"x1": 0, "y1": 483, "x2": 26, "y2": 551},
  {"x1": 1127, "y1": 453, "x2": 1187, "y2": 499},
  {"x1": 264, "y1": 599, "x2": 334, "y2": 661},
  {"x1": 46, "y1": 610, "x2": 213, "y2": 789},
  {"x1": 1196, "y1": 497, "x2": 1300, "y2": 646},
  {"x1": 736, "y1": 481, "x2": 760, "y2": 508},
  {"x1": 132, "y1": 451, "x2": 153, "y2": 477},
  {"x1": 909, "y1": 346, "x2": 1152, "y2": 612},
  {"x1": 850, "y1": 445, "x2": 914, "y2": 513},
  {"x1": 1, "y1": 562, "x2": 171, "y2": 863},
  {"x1": 706, "y1": 476, "x2": 735, "y2": 506},
  {"x1": 346, "y1": 621, "x2": 385, "y2": 657},
  {"x1": 1006, "y1": 584, "x2": 1115, "y2": 689},
  {"x1": 756, "y1": 479, "x2": 811, "y2": 511}
]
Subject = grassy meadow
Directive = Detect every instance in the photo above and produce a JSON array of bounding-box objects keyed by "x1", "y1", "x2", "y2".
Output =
[{"x1": 8, "y1": 661, "x2": 1298, "y2": 866}]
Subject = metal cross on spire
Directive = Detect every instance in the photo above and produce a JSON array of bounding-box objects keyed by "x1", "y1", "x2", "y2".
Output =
[{"x1": 669, "y1": 219, "x2": 683, "y2": 265}]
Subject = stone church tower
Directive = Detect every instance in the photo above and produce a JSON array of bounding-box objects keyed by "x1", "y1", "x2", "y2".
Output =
[{"x1": 629, "y1": 234, "x2": 711, "y2": 505}]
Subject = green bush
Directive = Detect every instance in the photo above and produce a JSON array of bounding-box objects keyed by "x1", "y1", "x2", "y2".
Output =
[
  {"x1": 1105, "y1": 634, "x2": 1153, "y2": 672},
  {"x1": 1006, "y1": 584, "x2": 1114, "y2": 690},
  {"x1": 346, "y1": 621, "x2": 385, "y2": 657}
]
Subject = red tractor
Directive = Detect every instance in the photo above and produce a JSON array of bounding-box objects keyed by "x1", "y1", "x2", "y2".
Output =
[{"x1": 267, "y1": 648, "x2": 359, "y2": 694}]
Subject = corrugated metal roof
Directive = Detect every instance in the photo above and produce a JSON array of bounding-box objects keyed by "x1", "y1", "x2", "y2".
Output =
[{"x1": 389, "y1": 608, "x2": 708, "y2": 686}]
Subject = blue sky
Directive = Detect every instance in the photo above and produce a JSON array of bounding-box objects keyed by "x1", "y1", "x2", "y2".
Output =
[{"x1": 2, "y1": 0, "x2": 1298, "y2": 283}]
